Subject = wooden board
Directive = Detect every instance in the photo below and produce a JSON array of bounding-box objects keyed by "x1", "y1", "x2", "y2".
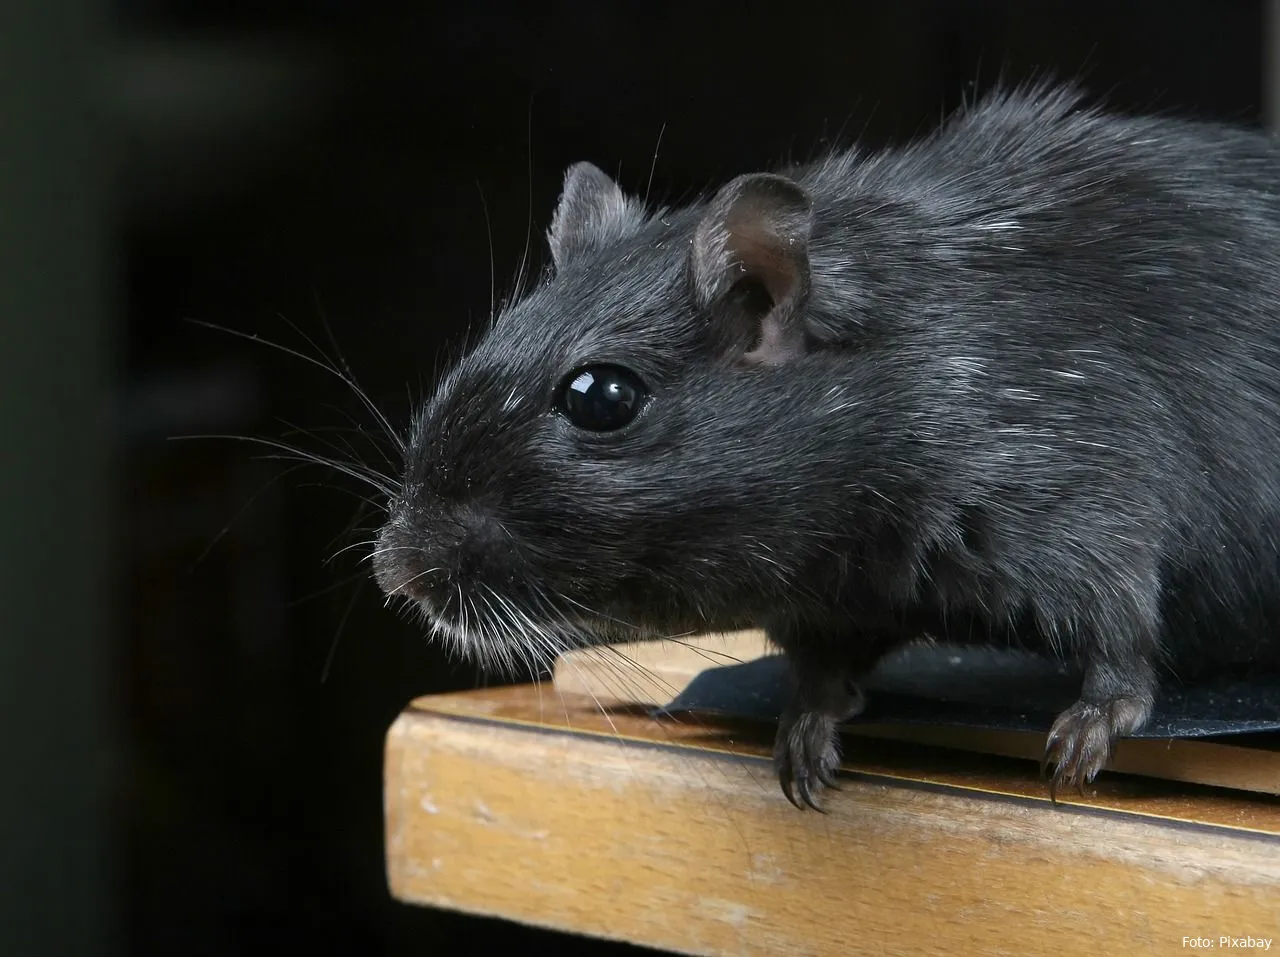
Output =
[
  {"x1": 384, "y1": 684, "x2": 1280, "y2": 957},
  {"x1": 552, "y1": 630, "x2": 1280, "y2": 797}
]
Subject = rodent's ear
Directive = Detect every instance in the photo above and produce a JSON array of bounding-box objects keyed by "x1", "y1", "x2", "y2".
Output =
[
  {"x1": 690, "y1": 172, "x2": 815, "y2": 365},
  {"x1": 547, "y1": 162, "x2": 646, "y2": 271}
]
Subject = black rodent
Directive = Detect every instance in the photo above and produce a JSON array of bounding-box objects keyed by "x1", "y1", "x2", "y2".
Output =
[{"x1": 372, "y1": 80, "x2": 1280, "y2": 809}]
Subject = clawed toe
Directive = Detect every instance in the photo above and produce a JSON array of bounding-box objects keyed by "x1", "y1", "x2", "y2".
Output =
[
  {"x1": 773, "y1": 709, "x2": 842, "y2": 811},
  {"x1": 1041, "y1": 695, "x2": 1151, "y2": 800}
]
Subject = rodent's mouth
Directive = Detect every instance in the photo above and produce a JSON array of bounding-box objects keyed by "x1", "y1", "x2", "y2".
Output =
[
  {"x1": 375, "y1": 573, "x2": 609, "y2": 673},
  {"x1": 380, "y1": 572, "x2": 691, "y2": 675},
  {"x1": 371, "y1": 520, "x2": 715, "y2": 670}
]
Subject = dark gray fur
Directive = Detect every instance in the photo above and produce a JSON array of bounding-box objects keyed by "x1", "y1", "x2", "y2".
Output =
[{"x1": 373, "y1": 81, "x2": 1280, "y2": 809}]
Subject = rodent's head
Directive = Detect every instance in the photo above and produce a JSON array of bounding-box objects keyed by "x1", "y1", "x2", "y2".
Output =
[{"x1": 373, "y1": 160, "x2": 853, "y2": 670}]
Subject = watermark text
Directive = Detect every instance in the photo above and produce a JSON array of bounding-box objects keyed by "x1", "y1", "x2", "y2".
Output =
[{"x1": 1182, "y1": 938, "x2": 1273, "y2": 951}]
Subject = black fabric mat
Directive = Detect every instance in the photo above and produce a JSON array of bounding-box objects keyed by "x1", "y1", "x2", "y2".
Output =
[{"x1": 663, "y1": 643, "x2": 1280, "y2": 740}]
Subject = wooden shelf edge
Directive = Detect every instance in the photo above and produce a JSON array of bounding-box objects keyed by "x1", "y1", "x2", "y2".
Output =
[{"x1": 384, "y1": 694, "x2": 1280, "y2": 957}]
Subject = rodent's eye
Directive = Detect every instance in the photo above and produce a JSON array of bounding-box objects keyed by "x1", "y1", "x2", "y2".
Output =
[{"x1": 556, "y1": 365, "x2": 648, "y2": 432}]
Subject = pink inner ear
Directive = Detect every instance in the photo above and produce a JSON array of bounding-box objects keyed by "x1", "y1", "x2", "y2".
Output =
[
  {"x1": 724, "y1": 215, "x2": 805, "y2": 306},
  {"x1": 693, "y1": 172, "x2": 813, "y2": 364},
  {"x1": 742, "y1": 312, "x2": 806, "y2": 366},
  {"x1": 720, "y1": 199, "x2": 811, "y2": 366},
  {"x1": 727, "y1": 199, "x2": 803, "y2": 304}
]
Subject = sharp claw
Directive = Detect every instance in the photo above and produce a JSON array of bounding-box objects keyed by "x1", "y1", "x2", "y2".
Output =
[
  {"x1": 1056, "y1": 746, "x2": 1077, "y2": 793},
  {"x1": 817, "y1": 765, "x2": 841, "y2": 790},
  {"x1": 1042, "y1": 738, "x2": 1060, "y2": 793},
  {"x1": 1051, "y1": 752, "x2": 1083, "y2": 799},
  {"x1": 1041, "y1": 727, "x2": 1062, "y2": 777},
  {"x1": 774, "y1": 700, "x2": 847, "y2": 812},
  {"x1": 1041, "y1": 695, "x2": 1149, "y2": 800},
  {"x1": 781, "y1": 771, "x2": 801, "y2": 810},
  {"x1": 800, "y1": 778, "x2": 823, "y2": 812}
]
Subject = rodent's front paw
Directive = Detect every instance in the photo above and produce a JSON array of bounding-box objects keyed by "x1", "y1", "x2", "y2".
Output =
[
  {"x1": 771, "y1": 670, "x2": 865, "y2": 811},
  {"x1": 1041, "y1": 695, "x2": 1151, "y2": 799},
  {"x1": 773, "y1": 709, "x2": 843, "y2": 811}
]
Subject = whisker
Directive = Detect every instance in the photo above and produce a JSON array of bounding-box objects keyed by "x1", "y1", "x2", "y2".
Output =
[
  {"x1": 269, "y1": 310, "x2": 408, "y2": 459},
  {"x1": 663, "y1": 635, "x2": 750, "y2": 667},
  {"x1": 321, "y1": 571, "x2": 365, "y2": 685},
  {"x1": 289, "y1": 565, "x2": 376, "y2": 609},
  {"x1": 186, "y1": 317, "x2": 406, "y2": 457},
  {"x1": 279, "y1": 408, "x2": 402, "y2": 478},
  {"x1": 307, "y1": 288, "x2": 393, "y2": 448},
  {"x1": 475, "y1": 180, "x2": 498, "y2": 324},
  {"x1": 516, "y1": 90, "x2": 538, "y2": 299},
  {"x1": 271, "y1": 412, "x2": 397, "y2": 482},
  {"x1": 327, "y1": 537, "x2": 381, "y2": 565},
  {"x1": 320, "y1": 497, "x2": 379, "y2": 565},
  {"x1": 644, "y1": 122, "x2": 667, "y2": 207},
  {"x1": 289, "y1": 482, "x2": 387, "y2": 513},
  {"x1": 168, "y1": 433, "x2": 397, "y2": 498},
  {"x1": 186, "y1": 461, "x2": 312, "y2": 573}
]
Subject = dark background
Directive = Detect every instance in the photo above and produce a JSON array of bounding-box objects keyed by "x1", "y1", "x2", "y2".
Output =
[{"x1": 7, "y1": 2, "x2": 1276, "y2": 955}]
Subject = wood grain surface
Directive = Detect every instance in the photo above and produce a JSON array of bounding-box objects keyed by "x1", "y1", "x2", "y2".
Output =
[{"x1": 385, "y1": 684, "x2": 1280, "y2": 956}]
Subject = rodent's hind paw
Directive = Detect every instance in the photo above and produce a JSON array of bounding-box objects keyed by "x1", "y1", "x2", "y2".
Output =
[
  {"x1": 773, "y1": 710, "x2": 842, "y2": 812},
  {"x1": 1041, "y1": 695, "x2": 1151, "y2": 800}
]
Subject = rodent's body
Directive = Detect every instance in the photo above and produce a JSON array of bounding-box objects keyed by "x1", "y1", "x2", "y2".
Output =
[
  {"x1": 373, "y1": 82, "x2": 1280, "y2": 807},
  {"x1": 781, "y1": 92, "x2": 1280, "y2": 674}
]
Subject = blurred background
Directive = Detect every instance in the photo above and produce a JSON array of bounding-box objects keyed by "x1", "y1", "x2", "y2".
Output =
[{"x1": 6, "y1": 1, "x2": 1278, "y2": 954}]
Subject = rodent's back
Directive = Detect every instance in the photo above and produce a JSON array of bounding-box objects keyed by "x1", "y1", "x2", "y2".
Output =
[{"x1": 787, "y1": 84, "x2": 1280, "y2": 672}]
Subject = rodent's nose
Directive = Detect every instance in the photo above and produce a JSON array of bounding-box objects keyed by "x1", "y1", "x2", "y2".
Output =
[
  {"x1": 372, "y1": 518, "x2": 455, "y2": 603},
  {"x1": 376, "y1": 551, "x2": 447, "y2": 602},
  {"x1": 371, "y1": 504, "x2": 503, "y2": 605}
]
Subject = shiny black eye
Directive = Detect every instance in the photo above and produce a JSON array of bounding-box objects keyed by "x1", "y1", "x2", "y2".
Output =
[{"x1": 557, "y1": 364, "x2": 648, "y2": 432}]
